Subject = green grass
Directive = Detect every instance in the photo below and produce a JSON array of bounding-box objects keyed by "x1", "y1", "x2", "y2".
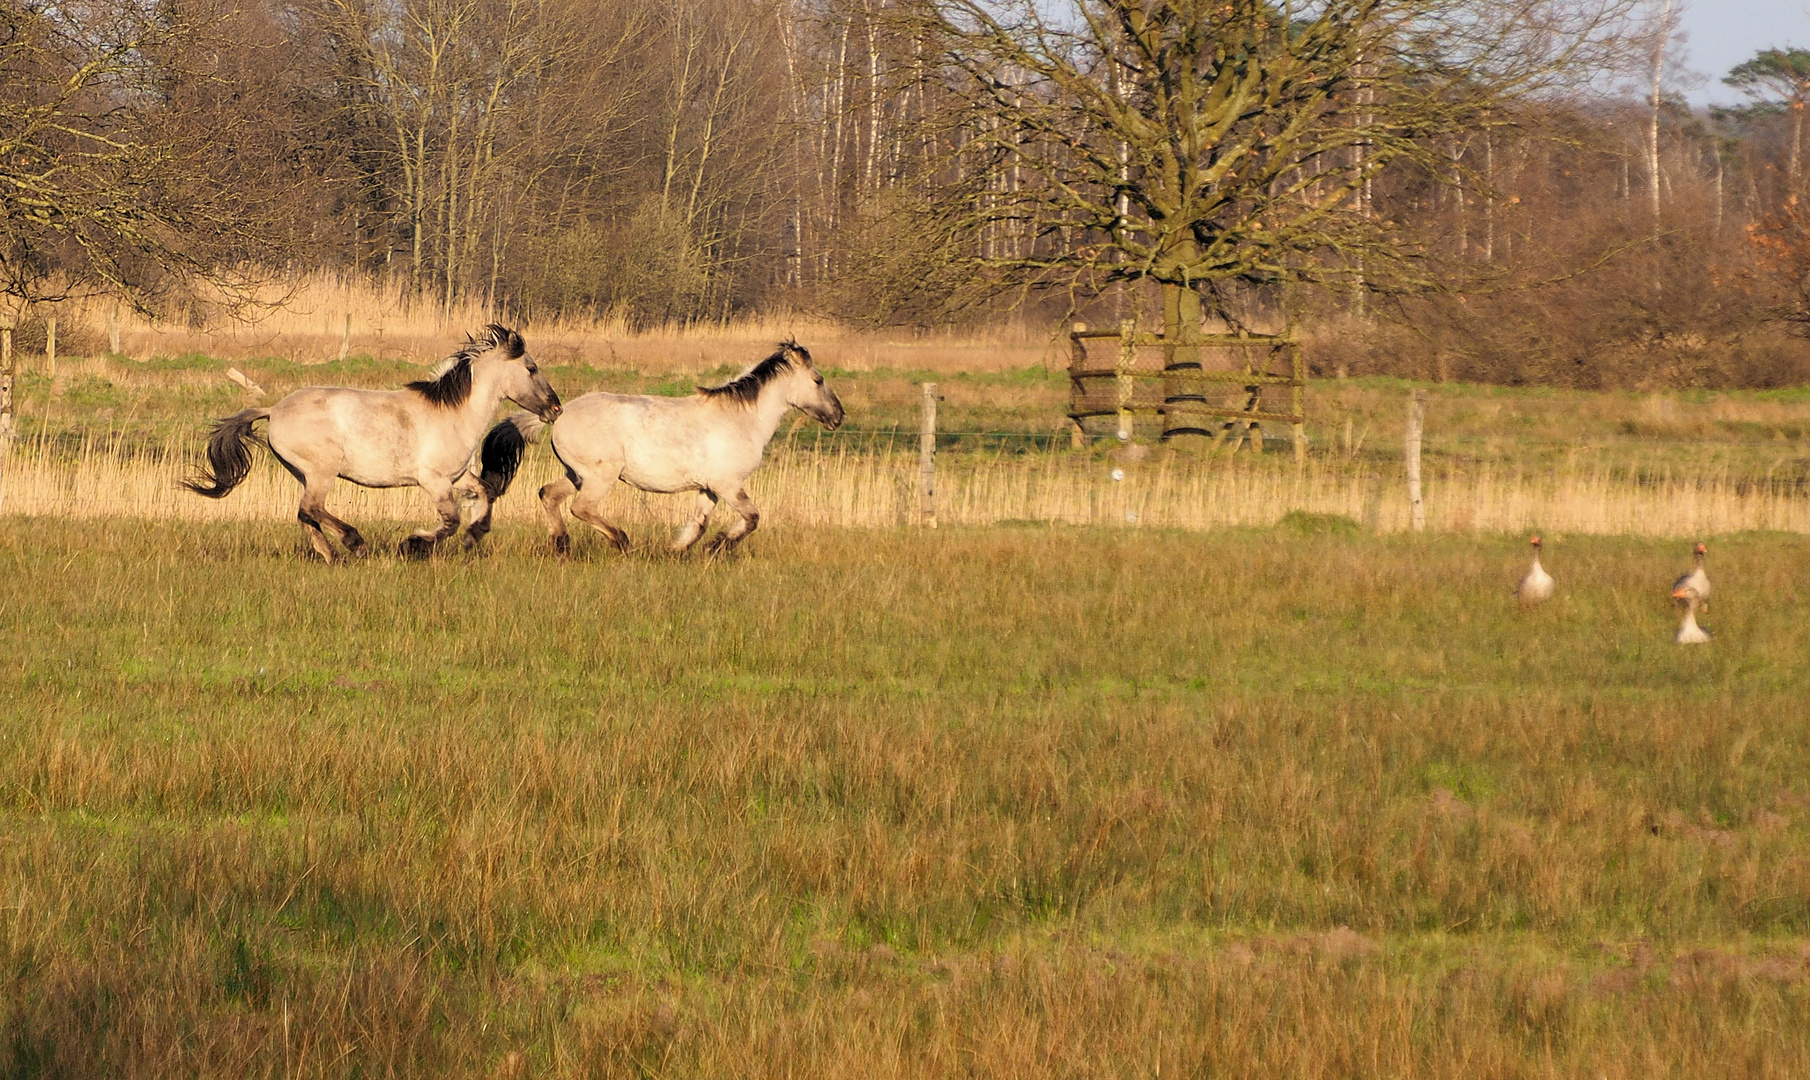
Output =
[{"x1": 3, "y1": 519, "x2": 1810, "y2": 1075}]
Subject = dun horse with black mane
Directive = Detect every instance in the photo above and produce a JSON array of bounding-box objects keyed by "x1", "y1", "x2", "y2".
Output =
[
  {"x1": 183, "y1": 324, "x2": 561, "y2": 562},
  {"x1": 479, "y1": 339, "x2": 842, "y2": 555}
]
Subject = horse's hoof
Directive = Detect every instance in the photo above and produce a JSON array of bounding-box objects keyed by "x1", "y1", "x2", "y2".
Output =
[
  {"x1": 399, "y1": 537, "x2": 433, "y2": 559},
  {"x1": 552, "y1": 535, "x2": 570, "y2": 558}
]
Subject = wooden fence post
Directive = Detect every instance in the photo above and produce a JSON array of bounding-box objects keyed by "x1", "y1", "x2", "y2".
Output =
[
  {"x1": 45, "y1": 316, "x2": 55, "y2": 379},
  {"x1": 1405, "y1": 389, "x2": 1426, "y2": 532},
  {"x1": 339, "y1": 312, "x2": 351, "y2": 361},
  {"x1": 0, "y1": 323, "x2": 14, "y2": 513},
  {"x1": 1116, "y1": 318, "x2": 1135, "y2": 441},
  {"x1": 919, "y1": 382, "x2": 938, "y2": 529},
  {"x1": 108, "y1": 303, "x2": 121, "y2": 355},
  {"x1": 1290, "y1": 340, "x2": 1307, "y2": 463},
  {"x1": 1069, "y1": 323, "x2": 1087, "y2": 448}
]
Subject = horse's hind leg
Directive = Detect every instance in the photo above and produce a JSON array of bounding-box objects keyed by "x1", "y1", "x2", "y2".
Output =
[
  {"x1": 568, "y1": 484, "x2": 631, "y2": 554},
  {"x1": 401, "y1": 481, "x2": 461, "y2": 558},
  {"x1": 672, "y1": 491, "x2": 717, "y2": 553},
  {"x1": 539, "y1": 475, "x2": 577, "y2": 556},
  {"x1": 281, "y1": 456, "x2": 365, "y2": 561},
  {"x1": 296, "y1": 478, "x2": 357, "y2": 563},
  {"x1": 703, "y1": 489, "x2": 759, "y2": 555},
  {"x1": 297, "y1": 508, "x2": 337, "y2": 564}
]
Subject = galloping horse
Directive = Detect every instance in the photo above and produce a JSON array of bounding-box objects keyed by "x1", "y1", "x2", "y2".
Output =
[
  {"x1": 183, "y1": 324, "x2": 562, "y2": 562},
  {"x1": 480, "y1": 339, "x2": 842, "y2": 555}
]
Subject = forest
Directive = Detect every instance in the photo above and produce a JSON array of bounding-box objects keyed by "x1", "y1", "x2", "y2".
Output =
[{"x1": 2, "y1": 0, "x2": 1809, "y2": 387}]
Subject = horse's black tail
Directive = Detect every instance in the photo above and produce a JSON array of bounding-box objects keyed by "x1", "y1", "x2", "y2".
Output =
[
  {"x1": 477, "y1": 411, "x2": 546, "y2": 501},
  {"x1": 181, "y1": 408, "x2": 269, "y2": 499}
]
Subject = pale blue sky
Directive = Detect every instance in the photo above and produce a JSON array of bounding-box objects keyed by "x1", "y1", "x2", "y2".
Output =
[{"x1": 1679, "y1": 0, "x2": 1810, "y2": 104}]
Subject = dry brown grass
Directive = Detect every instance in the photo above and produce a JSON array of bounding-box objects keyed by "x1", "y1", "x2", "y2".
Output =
[
  {"x1": 6, "y1": 428, "x2": 1810, "y2": 538},
  {"x1": 69, "y1": 271, "x2": 1057, "y2": 372},
  {"x1": 3, "y1": 519, "x2": 1810, "y2": 1076}
]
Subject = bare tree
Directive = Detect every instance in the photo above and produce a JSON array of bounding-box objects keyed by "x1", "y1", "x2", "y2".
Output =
[
  {"x1": 884, "y1": 0, "x2": 1642, "y2": 338},
  {"x1": 302, "y1": 0, "x2": 645, "y2": 308},
  {"x1": 0, "y1": 1, "x2": 294, "y2": 313}
]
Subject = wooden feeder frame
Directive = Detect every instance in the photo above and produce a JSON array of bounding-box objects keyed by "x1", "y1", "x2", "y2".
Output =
[{"x1": 1067, "y1": 320, "x2": 1306, "y2": 459}]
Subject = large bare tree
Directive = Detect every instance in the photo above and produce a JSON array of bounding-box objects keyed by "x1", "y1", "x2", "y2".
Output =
[
  {"x1": 0, "y1": 0, "x2": 302, "y2": 313},
  {"x1": 887, "y1": 0, "x2": 1642, "y2": 336}
]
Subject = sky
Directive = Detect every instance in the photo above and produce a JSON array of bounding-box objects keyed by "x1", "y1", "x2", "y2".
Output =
[{"x1": 1678, "y1": 0, "x2": 1810, "y2": 105}]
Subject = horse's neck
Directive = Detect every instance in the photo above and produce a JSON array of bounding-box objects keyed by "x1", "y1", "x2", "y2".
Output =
[
  {"x1": 748, "y1": 382, "x2": 794, "y2": 444},
  {"x1": 453, "y1": 362, "x2": 512, "y2": 439}
]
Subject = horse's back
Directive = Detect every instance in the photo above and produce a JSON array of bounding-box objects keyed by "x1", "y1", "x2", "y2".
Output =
[
  {"x1": 556, "y1": 392, "x2": 703, "y2": 445},
  {"x1": 553, "y1": 391, "x2": 756, "y2": 492},
  {"x1": 268, "y1": 386, "x2": 425, "y2": 485}
]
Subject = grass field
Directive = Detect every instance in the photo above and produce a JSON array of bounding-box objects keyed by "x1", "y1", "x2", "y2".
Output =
[
  {"x1": 4, "y1": 328, "x2": 1810, "y2": 1075},
  {"x1": 6, "y1": 346, "x2": 1810, "y2": 537},
  {"x1": 2, "y1": 519, "x2": 1810, "y2": 1076}
]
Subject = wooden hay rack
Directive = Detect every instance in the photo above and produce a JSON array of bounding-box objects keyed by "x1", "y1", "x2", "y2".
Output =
[{"x1": 1067, "y1": 320, "x2": 1306, "y2": 459}]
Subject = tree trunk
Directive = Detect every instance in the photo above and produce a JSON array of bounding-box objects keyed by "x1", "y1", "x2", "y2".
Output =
[
  {"x1": 1648, "y1": 0, "x2": 1669, "y2": 237},
  {"x1": 1793, "y1": 102, "x2": 1804, "y2": 193}
]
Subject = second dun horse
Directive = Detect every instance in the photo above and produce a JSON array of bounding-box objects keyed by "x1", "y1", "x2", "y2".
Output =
[
  {"x1": 183, "y1": 324, "x2": 561, "y2": 561},
  {"x1": 480, "y1": 339, "x2": 842, "y2": 555}
]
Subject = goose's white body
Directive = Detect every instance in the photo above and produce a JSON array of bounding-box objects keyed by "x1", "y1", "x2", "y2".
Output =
[
  {"x1": 1675, "y1": 590, "x2": 1711, "y2": 644},
  {"x1": 1516, "y1": 537, "x2": 1555, "y2": 603}
]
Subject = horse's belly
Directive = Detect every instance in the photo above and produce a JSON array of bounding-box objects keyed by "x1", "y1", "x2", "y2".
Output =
[
  {"x1": 339, "y1": 469, "x2": 412, "y2": 489},
  {"x1": 617, "y1": 462, "x2": 697, "y2": 494}
]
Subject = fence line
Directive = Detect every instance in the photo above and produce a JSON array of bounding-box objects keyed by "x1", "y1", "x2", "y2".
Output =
[{"x1": 4, "y1": 431, "x2": 1809, "y2": 537}]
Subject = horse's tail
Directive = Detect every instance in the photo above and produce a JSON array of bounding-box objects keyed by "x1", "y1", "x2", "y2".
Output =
[
  {"x1": 181, "y1": 408, "x2": 270, "y2": 499},
  {"x1": 476, "y1": 411, "x2": 547, "y2": 501}
]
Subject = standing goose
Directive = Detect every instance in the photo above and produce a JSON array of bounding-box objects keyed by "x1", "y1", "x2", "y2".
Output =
[
  {"x1": 1515, "y1": 535, "x2": 1555, "y2": 603},
  {"x1": 1673, "y1": 586, "x2": 1711, "y2": 644},
  {"x1": 1673, "y1": 542, "x2": 1710, "y2": 607}
]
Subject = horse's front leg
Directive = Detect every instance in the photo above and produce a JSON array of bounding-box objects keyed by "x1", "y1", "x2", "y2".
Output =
[
  {"x1": 455, "y1": 472, "x2": 495, "y2": 552},
  {"x1": 401, "y1": 480, "x2": 462, "y2": 558},
  {"x1": 703, "y1": 489, "x2": 759, "y2": 555},
  {"x1": 539, "y1": 476, "x2": 576, "y2": 556},
  {"x1": 672, "y1": 490, "x2": 718, "y2": 553}
]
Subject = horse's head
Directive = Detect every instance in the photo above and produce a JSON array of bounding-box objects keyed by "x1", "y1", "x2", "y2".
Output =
[
  {"x1": 479, "y1": 324, "x2": 561, "y2": 422},
  {"x1": 777, "y1": 340, "x2": 843, "y2": 430}
]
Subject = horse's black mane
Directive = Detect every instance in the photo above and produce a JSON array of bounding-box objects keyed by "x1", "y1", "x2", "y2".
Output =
[
  {"x1": 408, "y1": 323, "x2": 525, "y2": 407},
  {"x1": 699, "y1": 340, "x2": 808, "y2": 405}
]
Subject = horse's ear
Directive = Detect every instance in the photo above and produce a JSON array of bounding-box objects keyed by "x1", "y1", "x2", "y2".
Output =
[{"x1": 507, "y1": 330, "x2": 526, "y2": 358}]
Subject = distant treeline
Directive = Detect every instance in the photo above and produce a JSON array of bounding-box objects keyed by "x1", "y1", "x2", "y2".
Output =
[{"x1": 3, "y1": 1, "x2": 1810, "y2": 386}]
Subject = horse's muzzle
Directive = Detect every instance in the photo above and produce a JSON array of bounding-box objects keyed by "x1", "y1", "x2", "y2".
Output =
[{"x1": 539, "y1": 400, "x2": 563, "y2": 422}]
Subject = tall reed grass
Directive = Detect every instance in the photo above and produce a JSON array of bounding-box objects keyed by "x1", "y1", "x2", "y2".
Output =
[
  {"x1": 67, "y1": 271, "x2": 1058, "y2": 372},
  {"x1": 4, "y1": 428, "x2": 1808, "y2": 537}
]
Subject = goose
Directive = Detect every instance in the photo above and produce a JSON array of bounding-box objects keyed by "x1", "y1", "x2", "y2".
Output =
[
  {"x1": 1673, "y1": 586, "x2": 1711, "y2": 644},
  {"x1": 1673, "y1": 542, "x2": 1710, "y2": 607},
  {"x1": 1515, "y1": 535, "x2": 1555, "y2": 603}
]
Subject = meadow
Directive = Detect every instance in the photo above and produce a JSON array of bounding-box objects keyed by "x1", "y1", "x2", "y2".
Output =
[
  {"x1": 3, "y1": 314, "x2": 1810, "y2": 1076},
  {"x1": 4, "y1": 521, "x2": 1810, "y2": 1077}
]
